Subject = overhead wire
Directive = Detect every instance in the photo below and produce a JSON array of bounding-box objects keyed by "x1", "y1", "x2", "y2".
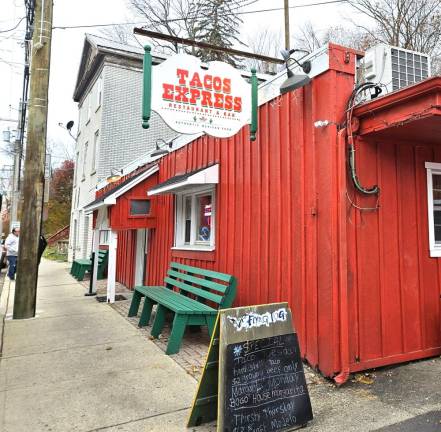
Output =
[
  {"x1": 53, "y1": 0, "x2": 349, "y2": 29},
  {"x1": 0, "y1": 16, "x2": 26, "y2": 33}
]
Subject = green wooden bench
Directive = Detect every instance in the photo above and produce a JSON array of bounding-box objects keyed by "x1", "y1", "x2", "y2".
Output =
[
  {"x1": 128, "y1": 262, "x2": 237, "y2": 355},
  {"x1": 70, "y1": 250, "x2": 108, "y2": 281}
]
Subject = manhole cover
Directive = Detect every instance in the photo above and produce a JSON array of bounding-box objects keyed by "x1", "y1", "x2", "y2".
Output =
[{"x1": 96, "y1": 294, "x2": 127, "y2": 302}]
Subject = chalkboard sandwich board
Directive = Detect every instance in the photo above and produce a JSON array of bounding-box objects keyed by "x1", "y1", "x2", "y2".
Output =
[{"x1": 188, "y1": 303, "x2": 313, "y2": 432}]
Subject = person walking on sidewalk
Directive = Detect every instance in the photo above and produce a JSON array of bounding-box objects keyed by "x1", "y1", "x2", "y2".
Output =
[{"x1": 5, "y1": 227, "x2": 19, "y2": 280}]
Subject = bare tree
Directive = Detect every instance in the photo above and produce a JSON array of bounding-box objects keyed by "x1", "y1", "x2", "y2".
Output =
[
  {"x1": 293, "y1": 21, "x2": 373, "y2": 53},
  {"x1": 127, "y1": 0, "x2": 251, "y2": 64},
  {"x1": 323, "y1": 26, "x2": 374, "y2": 51},
  {"x1": 245, "y1": 28, "x2": 282, "y2": 74},
  {"x1": 348, "y1": 0, "x2": 441, "y2": 57},
  {"x1": 99, "y1": 24, "x2": 143, "y2": 47},
  {"x1": 47, "y1": 137, "x2": 75, "y2": 162},
  {"x1": 294, "y1": 22, "x2": 322, "y2": 53},
  {"x1": 127, "y1": 0, "x2": 201, "y2": 54}
]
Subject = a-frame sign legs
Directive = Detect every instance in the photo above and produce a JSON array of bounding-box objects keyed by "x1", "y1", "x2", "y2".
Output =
[{"x1": 187, "y1": 313, "x2": 220, "y2": 427}]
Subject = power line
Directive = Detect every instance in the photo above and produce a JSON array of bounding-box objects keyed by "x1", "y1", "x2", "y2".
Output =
[
  {"x1": 53, "y1": 0, "x2": 348, "y2": 30},
  {"x1": 0, "y1": 17, "x2": 25, "y2": 33}
]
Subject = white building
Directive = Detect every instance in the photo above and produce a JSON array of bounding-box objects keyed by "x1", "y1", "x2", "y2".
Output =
[{"x1": 68, "y1": 34, "x2": 175, "y2": 261}]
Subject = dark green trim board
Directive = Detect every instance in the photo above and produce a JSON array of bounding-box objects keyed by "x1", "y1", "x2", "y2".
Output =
[
  {"x1": 250, "y1": 67, "x2": 258, "y2": 141},
  {"x1": 142, "y1": 45, "x2": 152, "y2": 129},
  {"x1": 187, "y1": 314, "x2": 220, "y2": 427}
]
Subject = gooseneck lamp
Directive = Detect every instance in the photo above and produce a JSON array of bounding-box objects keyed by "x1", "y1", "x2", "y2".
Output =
[{"x1": 279, "y1": 48, "x2": 311, "y2": 94}]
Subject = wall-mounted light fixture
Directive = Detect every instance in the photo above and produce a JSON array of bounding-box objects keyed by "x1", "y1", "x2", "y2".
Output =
[
  {"x1": 279, "y1": 48, "x2": 311, "y2": 94},
  {"x1": 106, "y1": 168, "x2": 122, "y2": 183},
  {"x1": 151, "y1": 137, "x2": 174, "y2": 158}
]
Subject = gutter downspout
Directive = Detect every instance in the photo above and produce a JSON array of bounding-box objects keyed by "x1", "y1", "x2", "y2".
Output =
[{"x1": 334, "y1": 128, "x2": 351, "y2": 386}]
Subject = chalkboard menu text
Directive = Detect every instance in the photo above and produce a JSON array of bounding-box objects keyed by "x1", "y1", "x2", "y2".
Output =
[{"x1": 224, "y1": 333, "x2": 313, "y2": 432}]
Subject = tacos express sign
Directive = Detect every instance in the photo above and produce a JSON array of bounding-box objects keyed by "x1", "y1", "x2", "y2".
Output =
[{"x1": 142, "y1": 48, "x2": 257, "y2": 139}]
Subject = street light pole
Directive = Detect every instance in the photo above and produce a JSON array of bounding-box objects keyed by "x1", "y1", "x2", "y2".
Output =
[{"x1": 13, "y1": 0, "x2": 53, "y2": 319}]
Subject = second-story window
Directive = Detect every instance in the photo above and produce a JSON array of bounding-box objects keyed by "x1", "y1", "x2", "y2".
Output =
[
  {"x1": 87, "y1": 95, "x2": 91, "y2": 123},
  {"x1": 92, "y1": 130, "x2": 99, "y2": 174},
  {"x1": 74, "y1": 151, "x2": 79, "y2": 185},
  {"x1": 96, "y1": 76, "x2": 102, "y2": 109},
  {"x1": 82, "y1": 142, "x2": 88, "y2": 180}
]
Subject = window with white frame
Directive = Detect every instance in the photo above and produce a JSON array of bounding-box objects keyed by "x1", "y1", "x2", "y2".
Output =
[
  {"x1": 96, "y1": 76, "x2": 102, "y2": 109},
  {"x1": 92, "y1": 130, "x2": 99, "y2": 173},
  {"x1": 174, "y1": 187, "x2": 215, "y2": 250},
  {"x1": 425, "y1": 162, "x2": 441, "y2": 257},
  {"x1": 99, "y1": 230, "x2": 109, "y2": 245},
  {"x1": 87, "y1": 94, "x2": 91, "y2": 123},
  {"x1": 82, "y1": 142, "x2": 88, "y2": 180},
  {"x1": 74, "y1": 151, "x2": 79, "y2": 185}
]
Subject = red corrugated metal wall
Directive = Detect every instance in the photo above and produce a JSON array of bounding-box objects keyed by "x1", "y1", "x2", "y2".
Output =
[
  {"x1": 110, "y1": 173, "x2": 158, "y2": 289},
  {"x1": 116, "y1": 229, "x2": 136, "y2": 289},
  {"x1": 98, "y1": 46, "x2": 441, "y2": 378},
  {"x1": 145, "y1": 48, "x2": 357, "y2": 377},
  {"x1": 347, "y1": 138, "x2": 441, "y2": 371}
]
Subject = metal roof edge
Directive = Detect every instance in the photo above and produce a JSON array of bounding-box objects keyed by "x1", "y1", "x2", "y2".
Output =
[
  {"x1": 354, "y1": 77, "x2": 441, "y2": 118},
  {"x1": 96, "y1": 133, "x2": 204, "y2": 191},
  {"x1": 111, "y1": 164, "x2": 159, "y2": 200},
  {"x1": 88, "y1": 164, "x2": 159, "y2": 209}
]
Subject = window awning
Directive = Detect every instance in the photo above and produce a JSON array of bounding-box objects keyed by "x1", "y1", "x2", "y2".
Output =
[
  {"x1": 83, "y1": 164, "x2": 158, "y2": 213},
  {"x1": 148, "y1": 164, "x2": 219, "y2": 196}
]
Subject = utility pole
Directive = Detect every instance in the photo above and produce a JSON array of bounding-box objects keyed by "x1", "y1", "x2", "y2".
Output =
[
  {"x1": 13, "y1": 0, "x2": 53, "y2": 319},
  {"x1": 10, "y1": 100, "x2": 23, "y2": 224},
  {"x1": 284, "y1": 0, "x2": 290, "y2": 50}
]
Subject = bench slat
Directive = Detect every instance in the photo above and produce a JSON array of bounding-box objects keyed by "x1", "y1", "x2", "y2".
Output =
[
  {"x1": 136, "y1": 286, "x2": 216, "y2": 314},
  {"x1": 167, "y1": 269, "x2": 227, "y2": 294},
  {"x1": 157, "y1": 294, "x2": 215, "y2": 314},
  {"x1": 164, "y1": 277, "x2": 223, "y2": 305},
  {"x1": 171, "y1": 262, "x2": 233, "y2": 283},
  {"x1": 149, "y1": 287, "x2": 214, "y2": 312}
]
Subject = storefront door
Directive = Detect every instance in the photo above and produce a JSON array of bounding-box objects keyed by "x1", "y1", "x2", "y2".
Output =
[{"x1": 134, "y1": 229, "x2": 147, "y2": 286}]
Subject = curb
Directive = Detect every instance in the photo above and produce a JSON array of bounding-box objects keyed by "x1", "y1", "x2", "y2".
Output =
[{"x1": 0, "y1": 276, "x2": 11, "y2": 356}]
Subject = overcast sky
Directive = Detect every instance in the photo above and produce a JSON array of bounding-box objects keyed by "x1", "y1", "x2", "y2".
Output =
[{"x1": 0, "y1": 0, "x2": 357, "y2": 174}]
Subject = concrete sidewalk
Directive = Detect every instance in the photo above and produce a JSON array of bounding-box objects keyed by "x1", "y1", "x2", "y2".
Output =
[
  {"x1": 0, "y1": 260, "x2": 440, "y2": 432},
  {"x1": 0, "y1": 260, "x2": 213, "y2": 432}
]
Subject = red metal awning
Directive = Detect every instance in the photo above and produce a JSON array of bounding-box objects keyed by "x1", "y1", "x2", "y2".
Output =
[{"x1": 353, "y1": 77, "x2": 441, "y2": 144}]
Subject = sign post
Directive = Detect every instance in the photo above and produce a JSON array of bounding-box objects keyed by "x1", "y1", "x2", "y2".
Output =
[
  {"x1": 188, "y1": 303, "x2": 313, "y2": 431},
  {"x1": 142, "y1": 47, "x2": 258, "y2": 141}
]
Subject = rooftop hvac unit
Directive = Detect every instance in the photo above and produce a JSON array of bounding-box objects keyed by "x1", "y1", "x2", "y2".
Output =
[{"x1": 360, "y1": 43, "x2": 431, "y2": 94}]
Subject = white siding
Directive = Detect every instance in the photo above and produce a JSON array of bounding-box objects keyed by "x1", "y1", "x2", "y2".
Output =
[
  {"x1": 69, "y1": 53, "x2": 175, "y2": 262},
  {"x1": 98, "y1": 64, "x2": 175, "y2": 181}
]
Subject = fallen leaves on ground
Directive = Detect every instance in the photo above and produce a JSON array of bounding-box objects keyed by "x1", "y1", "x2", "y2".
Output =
[{"x1": 353, "y1": 373, "x2": 375, "y2": 385}]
